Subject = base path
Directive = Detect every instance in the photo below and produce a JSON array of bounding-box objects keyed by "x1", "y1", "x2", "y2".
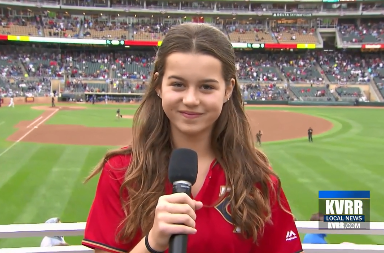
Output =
[
  {"x1": 7, "y1": 106, "x2": 333, "y2": 146},
  {"x1": 246, "y1": 110, "x2": 332, "y2": 142},
  {"x1": 0, "y1": 107, "x2": 59, "y2": 158}
]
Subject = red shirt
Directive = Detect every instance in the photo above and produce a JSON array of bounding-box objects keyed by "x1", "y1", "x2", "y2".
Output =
[{"x1": 82, "y1": 153, "x2": 303, "y2": 253}]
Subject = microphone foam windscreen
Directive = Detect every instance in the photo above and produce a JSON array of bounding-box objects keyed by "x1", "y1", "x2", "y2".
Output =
[{"x1": 168, "y1": 148, "x2": 198, "y2": 185}]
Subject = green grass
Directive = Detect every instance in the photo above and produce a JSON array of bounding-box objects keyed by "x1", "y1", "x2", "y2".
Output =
[
  {"x1": 45, "y1": 108, "x2": 135, "y2": 127},
  {"x1": 0, "y1": 104, "x2": 383, "y2": 248}
]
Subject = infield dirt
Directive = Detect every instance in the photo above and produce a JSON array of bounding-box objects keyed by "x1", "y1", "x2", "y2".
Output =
[{"x1": 7, "y1": 105, "x2": 333, "y2": 146}]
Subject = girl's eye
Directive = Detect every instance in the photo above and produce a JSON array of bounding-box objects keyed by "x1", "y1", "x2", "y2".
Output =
[
  {"x1": 202, "y1": 85, "x2": 214, "y2": 90},
  {"x1": 172, "y1": 82, "x2": 184, "y2": 88}
]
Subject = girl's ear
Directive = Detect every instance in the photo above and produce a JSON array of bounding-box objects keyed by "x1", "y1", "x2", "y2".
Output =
[
  {"x1": 153, "y1": 72, "x2": 159, "y2": 81},
  {"x1": 224, "y1": 78, "x2": 235, "y2": 103},
  {"x1": 154, "y1": 72, "x2": 161, "y2": 98}
]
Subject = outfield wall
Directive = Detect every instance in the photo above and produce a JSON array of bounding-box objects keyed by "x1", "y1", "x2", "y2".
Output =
[{"x1": 1, "y1": 96, "x2": 52, "y2": 105}]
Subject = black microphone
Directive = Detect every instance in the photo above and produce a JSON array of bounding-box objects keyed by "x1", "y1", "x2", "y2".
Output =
[{"x1": 168, "y1": 148, "x2": 198, "y2": 253}]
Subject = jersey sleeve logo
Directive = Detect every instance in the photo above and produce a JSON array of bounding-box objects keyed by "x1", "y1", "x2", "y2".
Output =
[
  {"x1": 286, "y1": 230, "x2": 297, "y2": 241},
  {"x1": 214, "y1": 186, "x2": 241, "y2": 233}
]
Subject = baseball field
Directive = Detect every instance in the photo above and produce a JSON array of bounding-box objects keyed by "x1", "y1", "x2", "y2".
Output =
[{"x1": 0, "y1": 103, "x2": 383, "y2": 248}]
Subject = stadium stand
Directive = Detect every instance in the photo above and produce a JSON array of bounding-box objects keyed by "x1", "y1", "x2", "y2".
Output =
[
  {"x1": 335, "y1": 86, "x2": 366, "y2": 102},
  {"x1": 235, "y1": 53, "x2": 284, "y2": 82},
  {"x1": 63, "y1": 53, "x2": 112, "y2": 79},
  {"x1": 21, "y1": 51, "x2": 61, "y2": 78},
  {"x1": 226, "y1": 24, "x2": 276, "y2": 44},
  {"x1": 277, "y1": 52, "x2": 323, "y2": 84},
  {"x1": 0, "y1": 52, "x2": 23, "y2": 77},
  {"x1": 132, "y1": 23, "x2": 169, "y2": 41},
  {"x1": 338, "y1": 20, "x2": 384, "y2": 44},
  {"x1": 2, "y1": 40, "x2": 384, "y2": 102},
  {"x1": 317, "y1": 51, "x2": 371, "y2": 84},
  {"x1": 113, "y1": 50, "x2": 153, "y2": 79},
  {"x1": 44, "y1": 16, "x2": 79, "y2": 38},
  {"x1": 241, "y1": 83, "x2": 289, "y2": 101},
  {"x1": 273, "y1": 27, "x2": 318, "y2": 44},
  {"x1": 0, "y1": 16, "x2": 42, "y2": 37},
  {"x1": 0, "y1": 1, "x2": 383, "y2": 104},
  {"x1": 373, "y1": 75, "x2": 384, "y2": 98},
  {"x1": 290, "y1": 86, "x2": 336, "y2": 101},
  {"x1": 368, "y1": 56, "x2": 384, "y2": 98}
]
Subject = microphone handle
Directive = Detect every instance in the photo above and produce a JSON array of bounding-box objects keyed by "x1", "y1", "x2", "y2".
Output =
[{"x1": 169, "y1": 182, "x2": 192, "y2": 253}]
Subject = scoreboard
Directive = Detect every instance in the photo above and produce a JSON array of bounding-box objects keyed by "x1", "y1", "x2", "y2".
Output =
[{"x1": 106, "y1": 40, "x2": 125, "y2": 46}]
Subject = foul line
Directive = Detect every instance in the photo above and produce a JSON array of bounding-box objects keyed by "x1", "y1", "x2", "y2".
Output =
[
  {"x1": 26, "y1": 116, "x2": 42, "y2": 128},
  {"x1": 0, "y1": 109, "x2": 59, "y2": 158}
]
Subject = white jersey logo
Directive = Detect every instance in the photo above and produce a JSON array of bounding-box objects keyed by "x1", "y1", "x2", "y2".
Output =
[
  {"x1": 219, "y1": 186, "x2": 231, "y2": 197},
  {"x1": 286, "y1": 230, "x2": 297, "y2": 241}
]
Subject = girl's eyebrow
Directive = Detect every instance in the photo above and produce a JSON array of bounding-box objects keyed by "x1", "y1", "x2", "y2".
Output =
[{"x1": 168, "y1": 75, "x2": 219, "y2": 83}]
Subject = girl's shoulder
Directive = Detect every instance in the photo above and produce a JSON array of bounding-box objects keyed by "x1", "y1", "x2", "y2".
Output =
[{"x1": 102, "y1": 146, "x2": 132, "y2": 180}]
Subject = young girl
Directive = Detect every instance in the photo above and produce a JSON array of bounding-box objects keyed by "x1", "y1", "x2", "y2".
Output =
[{"x1": 82, "y1": 23, "x2": 302, "y2": 253}]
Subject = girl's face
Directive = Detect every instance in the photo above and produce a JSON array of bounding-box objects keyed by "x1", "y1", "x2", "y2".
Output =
[{"x1": 157, "y1": 52, "x2": 234, "y2": 138}]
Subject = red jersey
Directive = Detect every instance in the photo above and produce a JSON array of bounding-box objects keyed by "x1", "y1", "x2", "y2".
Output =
[{"x1": 82, "y1": 153, "x2": 303, "y2": 253}]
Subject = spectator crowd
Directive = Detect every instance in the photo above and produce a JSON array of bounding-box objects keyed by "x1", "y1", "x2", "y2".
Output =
[{"x1": 0, "y1": 44, "x2": 383, "y2": 102}]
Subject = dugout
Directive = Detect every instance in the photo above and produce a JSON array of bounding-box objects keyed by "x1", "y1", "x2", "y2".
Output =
[{"x1": 84, "y1": 92, "x2": 144, "y2": 103}]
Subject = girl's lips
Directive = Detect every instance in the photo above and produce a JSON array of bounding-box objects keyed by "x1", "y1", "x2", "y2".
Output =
[{"x1": 179, "y1": 111, "x2": 203, "y2": 119}]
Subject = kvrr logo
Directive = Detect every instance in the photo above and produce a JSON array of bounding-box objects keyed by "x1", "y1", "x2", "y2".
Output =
[{"x1": 326, "y1": 200, "x2": 363, "y2": 215}]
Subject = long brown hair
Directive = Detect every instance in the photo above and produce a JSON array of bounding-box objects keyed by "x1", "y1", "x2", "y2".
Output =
[{"x1": 85, "y1": 23, "x2": 285, "y2": 243}]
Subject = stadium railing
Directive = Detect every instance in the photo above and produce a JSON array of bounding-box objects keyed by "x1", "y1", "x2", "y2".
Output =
[{"x1": 0, "y1": 221, "x2": 383, "y2": 253}]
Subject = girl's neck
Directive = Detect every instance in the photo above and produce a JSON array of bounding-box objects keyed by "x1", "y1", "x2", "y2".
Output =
[{"x1": 170, "y1": 128, "x2": 215, "y2": 161}]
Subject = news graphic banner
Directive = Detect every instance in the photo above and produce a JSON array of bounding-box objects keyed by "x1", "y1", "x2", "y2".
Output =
[
  {"x1": 0, "y1": 35, "x2": 316, "y2": 49},
  {"x1": 319, "y1": 191, "x2": 370, "y2": 230}
]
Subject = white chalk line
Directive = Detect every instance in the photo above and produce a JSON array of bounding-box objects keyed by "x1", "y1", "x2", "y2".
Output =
[
  {"x1": 26, "y1": 116, "x2": 43, "y2": 128},
  {"x1": 0, "y1": 109, "x2": 59, "y2": 158}
]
